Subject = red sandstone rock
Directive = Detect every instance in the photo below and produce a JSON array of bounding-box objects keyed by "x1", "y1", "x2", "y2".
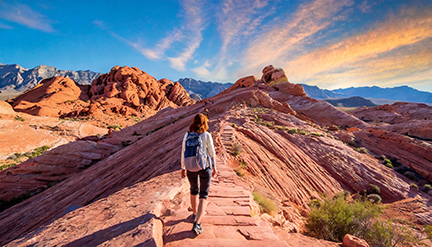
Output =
[
  {"x1": 343, "y1": 234, "x2": 370, "y2": 247},
  {"x1": 274, "y1": 81, "x2": 307, "y2": 96},
  {"x1": 261, "y1": 65, "x2": 289, "y2": 86},
  {"x1": 11, "y1": 66, "x2": 195, "y2": 128}
]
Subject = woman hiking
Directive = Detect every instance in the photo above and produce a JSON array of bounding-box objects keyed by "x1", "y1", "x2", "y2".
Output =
[{"x1": 181, "y1": 113, "x2": 217, "y2": 235}]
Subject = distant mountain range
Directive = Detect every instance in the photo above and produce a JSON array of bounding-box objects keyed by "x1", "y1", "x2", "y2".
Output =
[
  {"x1": 301, "y1": 84, "x2": 432, "y2": 104},
  {"x1": 325, "y1": 96, "x2": 376, "y2": 107},
  {"x1": 0, "y1": 64, "x2": 102, "y2": 92},
  {"x1": 1, "y1": 64, "x2": 430, "y2": 104},
  {"x1": 177, "y1": 78, "x2": 233, "y2": 100}
]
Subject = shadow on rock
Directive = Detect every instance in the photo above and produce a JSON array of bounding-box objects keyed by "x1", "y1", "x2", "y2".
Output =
[{"x1": 63, "y1": 213, "x2": 156, "y2": 247}]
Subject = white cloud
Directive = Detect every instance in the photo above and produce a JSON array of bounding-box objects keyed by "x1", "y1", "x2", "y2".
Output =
[
  {"x1": 0, "y1": 22, "x2": 13, "y2": 29},
  {"x1": 241, "y1": 0, "x2": 354, "y2": 74},
  {"x1": 166, "y1": 0, "x2": 205, "y2": 71},
  {"x1": 0, "y1": 3, "x2": 54, "y2": 32}
]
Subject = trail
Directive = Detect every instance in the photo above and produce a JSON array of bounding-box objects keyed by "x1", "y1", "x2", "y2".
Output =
[{"x1": 162, "y1": 124, "x2": 290, "y2": 246}]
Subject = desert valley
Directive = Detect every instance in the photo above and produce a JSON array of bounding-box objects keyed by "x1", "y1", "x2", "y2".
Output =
[{"x1": 0, "y1": 64, "x2": 431, "y2": 247}]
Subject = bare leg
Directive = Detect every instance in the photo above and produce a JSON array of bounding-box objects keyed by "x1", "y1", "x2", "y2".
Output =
[
  {"x1": 190, "y1": 194, "x2": 199, "y2": 215},
  {"x1": 195, "y1": 198, "x2": 208, "y2": 223}
]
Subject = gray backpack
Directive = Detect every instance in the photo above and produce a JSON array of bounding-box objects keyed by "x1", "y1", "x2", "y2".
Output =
[{"x1": 184, "y1": 132, "x2": 208, "y2": 172}]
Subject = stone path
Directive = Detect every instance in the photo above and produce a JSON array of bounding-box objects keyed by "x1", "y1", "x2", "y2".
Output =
[{"x1": 162, "y1": 125, "x2": 290, "y2": 246}]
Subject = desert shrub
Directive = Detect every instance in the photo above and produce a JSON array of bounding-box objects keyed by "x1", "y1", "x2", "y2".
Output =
[
  {"x1": 262, "y1": 121, "x2": 274, "y2": 128},
  {"x1": 299, "y1": 130, "x2": 307, "y2": 135},
  {"x1": 311, "y1": 132, "x2": 323, "y2": 137},
  {"x1": 14, "y1": 115, "x2": 25, "y2": 121},
  {"x1": 239, "y1": 160, "x2": 247, "y2": 169},
  {"x1": 364, "y1": 220, "x2": 417, "y2": 247},
  {"x1": 404, "y1": 171, "x2": 417, "y2": 181},
  {"x1": 0, "y1": 163, "x2": 17, "y2": 171},
  {"x1": 253, "y1": 191, "x2": 277, "y2": 217},
  {"x1": 234, "y1": 167, "x2": 245, "y2": 177},
  {"x1": 30, "y1": 145, "x2": 50, "y2": 158},
  {"x1": 107, "y1": 124, "x2": 122, "y2": 130},
  {"x1": 274, "y1": 125, "x2": 288, "y2": 130},
  {"x1": 306, "y1": 192, "x2": 382, "y2": 242},
  {"x1": 424, "y1": 225, "x2": 432, "y2": 240},
  {"x1": 232, "y1": 123, "x2": 237, "y2": 128},
  {"x1": 288, "y1": 129, "x2": 298, "y2": 134},
  {"x1": 410, "y1": 183, "x2": 418, "y2": 191},
  {"x1": 132, "y1": 116, "x2": 141, "y2": 123},
  {"x1": 367, "y1": 184, "x2": 381, "y2": 195},
  {"x1": 232, "y1": 143, "x2": 243, "y2": 157},
  {"x1": 358, "y1": 147, "x2": 369, "y2": 154},
  {"x1": 422, "y1": 184, "x2": 431, "y2": 193},
  {"x1": 367, "y1": 194, "x2": 382, "y2": 204},
  {"x1": 384, "y1": 160, "x2": 393, "y2": 168},
  {"x1": 0, "y1": 193, "x2": 31, "y2": 213}
]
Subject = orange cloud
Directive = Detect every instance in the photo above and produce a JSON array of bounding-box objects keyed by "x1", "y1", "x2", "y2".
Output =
[{"x1": 284, "y1": 8, "x2": 432, "y2": 90}]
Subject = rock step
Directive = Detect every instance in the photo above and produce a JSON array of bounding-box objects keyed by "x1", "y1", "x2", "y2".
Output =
[
  {"x1": 206, "y1": 205, "x2": 251, "y2": 216},
  {"x1": 165, "y1": 239, "x2": 290, "y2": 247},
  {"x1": 208, "y1": 197, "x2": 250, "y2": 207}
]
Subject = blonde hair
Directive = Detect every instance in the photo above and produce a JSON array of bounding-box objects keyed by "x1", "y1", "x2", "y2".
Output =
[{"x1": 189, "y1": 113, "x2": 209, "y2": 134}]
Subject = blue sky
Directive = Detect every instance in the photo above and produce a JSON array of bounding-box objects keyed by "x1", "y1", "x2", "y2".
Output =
[{"x1": 0, "y1": 0, "x2": 431, "y2": 92}]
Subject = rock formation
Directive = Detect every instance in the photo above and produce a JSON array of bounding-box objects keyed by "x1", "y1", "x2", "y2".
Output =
[
  {"x1": 261, "y1": 65, "x2": 289, "y2": 86},
  {"x1": 11, "y1": 66, "x2": 195, "y2": 127},
  {"x1": 0, "y1": 65, "x2": 430, "y2": 246}
]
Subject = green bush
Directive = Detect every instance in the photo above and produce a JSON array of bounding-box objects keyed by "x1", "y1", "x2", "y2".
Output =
[
  {"x1": 299, "y1": 130, "x2": 307, "y2": 135},
  {"x1": 424, "y1": 225, "x2": 432, "y2": 240},
  {"x1": 235, "y1": 167, "x2": 245, "y2": 177},
  {"x1": 0, "y1": 163, "x2": 17, "y2": 171},
  {"x1": 253, "y1": 191, "x2": 278, "y2": 217},
  {"x1": 365, "y1": 220, "x2": 417, "y2": 247},
  {"x1": 14, "y1": 115, "x2": 25, "y2": 121},
  {"x1": 311, "y1": 132, "x2": 323, "y2": 137},
  {"x1": 422, "y1": 184, "x2": 431, "y2": 193},
  {"x1": 232, "y1": 123, "x2": 237, "y2": 128},
  {"x1": 232, "y1": 143, "x2": 243, "y2": 157},
  {"x1": 359, "y1": 147, "x2": 369, "y2": 154},
  {"x1": 367, "y1": 184, "x2": 381, "y2": 195},
  {"x1": 404, "y1": 171, "x2": 416, "y2": 181},
  {"x1": 107, "y1": 124, "x2": 122, "y2": 130},
  {"x1": 383, "y1": 158, "x2": 393, "y2": 168},
  {"x1": 306, "y1": 193, "x2": 382, "y2": 242},
  {"x1": 367, "y1": 194, "x2": 382, "y2": 204},
  {"x1": 410, "y1": 183, "x2": 418, "y2": 191},
  {"x1": 288, "y1": 129, "x2": 298, "y2": 134}
]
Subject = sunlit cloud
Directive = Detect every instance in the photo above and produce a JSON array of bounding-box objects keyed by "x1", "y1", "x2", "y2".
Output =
[
  {"x1": 240, "y1": 0, "x2": 354, "y2": 76},
  {"x1": 142, "y1": 29, "x2": 182, "y2": 60},
  {"x1": 193, "y1": 0, "x2": 270, "y2": 81},
  {"x1": 167, "y1": 0, "x2": 205, "y2": 71},
  {"x1": 285, "y1": 8, "x2": 432, "y2": 89},
  {"x1": 0, "y1": 2, "x2": 54, "y2": 32}
]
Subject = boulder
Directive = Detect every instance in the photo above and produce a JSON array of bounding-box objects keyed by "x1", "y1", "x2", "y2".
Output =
[
  {"x1": 274, "y1": 82, "x2": 307, "y2": 96},
  {"x1": 343, "y1": 234, "x2": 370, "y2": 247},
  {"x1": 261, "y1": 65, "x2": 289, "y2": 86}
]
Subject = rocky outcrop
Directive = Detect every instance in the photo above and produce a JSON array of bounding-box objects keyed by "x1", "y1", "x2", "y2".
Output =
[
  {"x1": 261, "y1": 65, "x2": 289, "y2": 86},
  {"x1": 11, "y1": 66, "x2": 195, "y2": 127},
  {"x1": 12, "y1": 77, "x2": 89, "y2": 117}
]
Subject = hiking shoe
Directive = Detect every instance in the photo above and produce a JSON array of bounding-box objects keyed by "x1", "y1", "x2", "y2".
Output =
[{"x1": 192, "y1": 222, "x2": 203, "y2": 235}]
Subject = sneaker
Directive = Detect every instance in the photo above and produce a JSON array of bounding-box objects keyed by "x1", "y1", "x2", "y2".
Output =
[{"x1": 192, "y1": 222, "x2": 203, "y2": 235}]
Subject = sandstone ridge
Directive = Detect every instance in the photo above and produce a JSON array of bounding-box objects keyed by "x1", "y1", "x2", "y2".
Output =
[{"x1": 1, "y1": 65, "x2": 430, "y2": 246}]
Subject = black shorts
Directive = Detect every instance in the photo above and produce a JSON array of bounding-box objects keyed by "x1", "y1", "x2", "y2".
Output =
[{"x1": 186, "y1": 167, "x2": 212, "y2": 199}]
